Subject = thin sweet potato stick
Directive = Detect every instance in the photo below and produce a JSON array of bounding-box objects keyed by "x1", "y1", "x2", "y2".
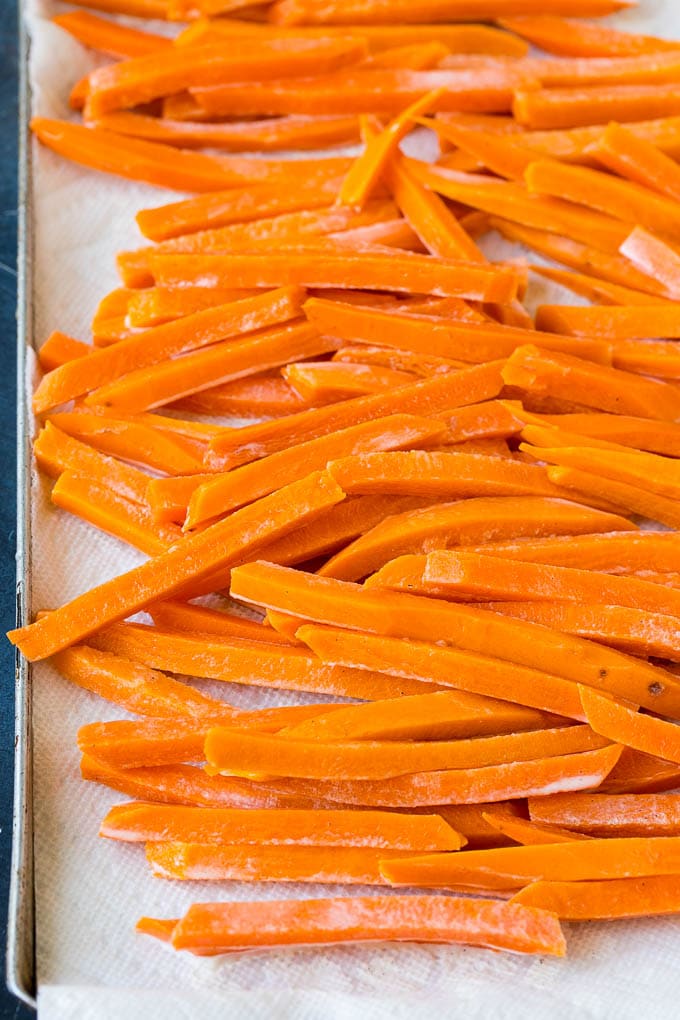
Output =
[
  {"x1": 512, "y1": 876, "x2": 680, "y2": 921},
  {"x1": 529, "y1": 792, "x2": 680, "y2": 837},
  {"x1": 52, "y1": 10, "x2": 172, "y2": 58},
  {"x1": 579, "y1": 686, "x2": 680, "y2": 766}
]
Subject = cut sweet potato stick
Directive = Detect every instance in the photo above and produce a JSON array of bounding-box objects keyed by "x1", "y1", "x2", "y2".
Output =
[
  {"x1": 421, "y1": 549, "x2": 680, "y2": 619},
  {"x1": 340, "y1": 89, "x2": 443, "y2": 208},
  {"x1": 281, "y1": 690, "x2": 563, "y2": 743},
  {"x1": 548, "y1": 465, "x2": 680, "y2": 531},
  {"x1": 149, "y1": 250, "x2": 519, "y2": 303},
  {"x1": 52, "y1": 645, "x2": 233, "y2": 720},
  {"x1": 514, "y1": 408, "x2": 680, "y2": 458},
  {"x1": 85, "y1": 39, "x2": 369, "y2": 117},
  {"x1": 320, "y1": 496, "x2": 632, "y2": 582},
  {"x1": 333, "y1": 344, "x2": 465, "y2": 376},
  {"x1": 530, "y1": 266, "x2": 672, "y2": 307},
  {"x1": 8, "y1": 471, "x2": 345, "y2": 662},
  {"x1": 88, "y1": 622, "x2": 442, "y2": 701},
  {"x1": 303, "y1": 297, "x2": 611, "y2": 364},
  {"x1": 206, "y1": 723, "x2": 605, "y2": 781},
  {"x1": 87, "y1": 322, "x2": 336, "y2": 413},
  {"x1": 186, "y1": 414, "x2": 446, "y2": 528},
  {"x1": 580, "y1": 686, "x2": 680, "y2": 766},
  {"x1": 434, "y1": 125, "x2": 541, "y2": 180},
  {"x1": 536, "y1": 303, "x2": 680, "y2": 340},
  {"x1": 207, "y1": 362, "x2": 505, "y2": 470},
  {"x1": 482, "y1": 812, "x2": 590, "y2": 845},
  {"x1": 512, "y1": 875, "x2": 680, "y2": 921},
  {"x1": 101, "y1": 802, "x2": 462, "y2": 850},
  {"x1": 600, "y1": 748, "x2": 680, "y2": 795},
  {"x1": 362, "y1": 42, "x2": 451, "y2": 70},
  {"x1": 382, "y1": 833, "x2": 680, "y2": 891},
  {"x1": 51, "y1": 472, "x2": 180, "y2": 556},
  {"x1": 497, "y1": 15, "x2": 680, "y2": 58},
  {"x1": 38, "y1": 332, "x2": 90, "y2": 373},
  {"x1": 409, "y1": 161, "x2": 630, "y2": 252},
  {"x1": 34, "y1": 423, "x2": 150, "y2": 506},
  {"x1": 125, "y1": 287, "x2": 257, "y2": 325},
  {"x1": 148, "y1": 602, "x2": 296, "y2": 645},
  {"x1": 162, "y1": 894, "x2": 566, "y2": 957},
  {"x1": 78, "y1": 718, "x2": 214, "y2": 769},
  {"x1": 173, "y1": 372, "x2": 316, "y2": 419},
  {"x1": 475, "y1": 603, "x2": 680, "y2": 661},
  {"x1": 55, "y1": 0, "x2": 168, "y2": 16},
  {"x1": 284, "y1": 362, "x2": 416, "y2": 402},
  {"x1": 247, "y1": 745, "x2": 622, "y2": 809},
  {"x1": 468, "y1": 531, "x2": 680, "y2": 574},
  {"x1": 435, "y1": 803, "x2": 522, "y2": 849},
  {"x1": 230, "y1": 564, "x2": 680, "y2": 715},
  {"x1": 529, "y1": 792, "x2": 680, "y2": 838},
  {"x1": 590, "y1": 121, "x2": 680, "y2": 204},
  {"x1": 81, "y1": 756, "x2": 335, "y2": 810},
  {"x1": 33, "y1": 286, "x2": 303, "y2": 414},
  {"x1": 514, "y1": 84, "x2": 680, "y2": 130},
  {"x1": 146, "y1": 475, "x2": 212, "y2": 526},
  {"x1": 269, "y1": 0, "x2": 634, "y2": 25},
  {"x1": 503, "y1": 346, "x2": 680, "y2": 421},
  {"x1": 619, "y1": 226, "x2": 680, "y2": 301},
  {"x1": 52, "y1": 11, "x2": 171, "y2": 58}
]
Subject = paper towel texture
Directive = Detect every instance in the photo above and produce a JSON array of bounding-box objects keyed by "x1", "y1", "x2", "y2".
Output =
[{"x1": 26, "y1": 1, "x2": 680, "y2": 1015}]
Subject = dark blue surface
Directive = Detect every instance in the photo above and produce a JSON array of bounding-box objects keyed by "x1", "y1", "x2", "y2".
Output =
[{"x1": 1, "y1": 1, "x2": 33, "y2": 1015}]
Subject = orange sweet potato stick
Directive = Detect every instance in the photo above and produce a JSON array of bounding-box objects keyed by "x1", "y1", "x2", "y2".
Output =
[
  {"x1": 51, "y1": 472, "x2": 180, "y2": 556},
  {"x1": 88, "y1": 621, "x2": 441, "y2": 701},
  {"x1": 85, "y1": 38, "x2": 369, "y2": 117},
  {"x1": 497, "y1": 15, "x2": 679, "y2": 57},
  {"x1": 145, "y1": 475, "x2": 212, "y2": 525},
  {"x1": 8, "y1": 471, "x2": 345, "y2": 662},
  {"x1": 205, "y1": 723, "x2": 606, "y2": 782},
  {"x1": 421, "y1": 549, "x2": 680, "y2": 619},
  {"x1": 33, "y1": 423, "x2": 151, "y2": 505},
  {"x1": 361, "y1": 41, "x2": 451, "y2": 69},
  {"x1": 536, "y1": 303, "x2": 680, "y2": 339},
  {"x1": 185, "y1": 414, "x2": 445, "y2": 528},
  {"x1": 145, "y1": 842, "x2": 409, "y2": 886},
  {"x1": 547, "y1": 465, "x2": 680, "y2": 531},
  {"x1": 481, "y1": 812, "x2": 590, "y2": 845},
  {"x1": 580, "y1": 686, "x2": 680, "y2": 766},
  {"x1": 529, "y1": 792, "x2": 680, "y2": 837},
  {"x1": 340, "y1": 89, "x2": 443, "y2": 208},
  {"x1": 303, "y1": 297, "x2": 610, "y2": 364},
  {"x1": 514, "y1": 408, "x2": 680, "y2": 457},
  {"x1": 206, "y1": 362, "x2": 505, "y2": 470},
  {"x1": 159, "y1": 894, "x2": 566, "y2": 957},
  {"x1": 284, "y1": 361, "x2": 416, "y2": 401},
  {"x1": 173, "y1": 372, "x2": 317, "y2": 419},
  {"x1": 81, "y1": 755, "x2": 335, "y2": 810},
  {"x1": 619, "y1": 226, "x2": 680, "y2": 301},
  {"x1": 33, "y1": 286, "x2": 303, "y2": 414},
  {"x1": 319, "y1": 495, "x2": 632, "y2": 582},
  {"x1": 280, "y1": 690, "x2": 563, "y2": 743},
  {"x1": 101, "y1": 802, "x2": 462, "y2": 850},
  {"x1": 269, "y1": 0, "x2": 634, "y2": 24},
  {"x1": 512, "y1": 875, "x2": 680, "y2": 921},
  {"x1": 52, "y1": 10, "x2": 171, "y2": 58},
  {"x1": 333, "y1": 344, "x2": 466, "y2": 376},
  {"x1": 467, "y1": 530, "x2": 680, "y2": 574},
  {"x1": 147, "y1": 602, "x2": 296, "y2": 645},
  {"x1": 230, "y1": 564, "x2": 680, "y2": 714},
  {"x1": 612, "y1": 339, "x2": 680, "y2": 380},
  {"x1": 502, "y1": 346, "x2": 680, "y2": 421},
  {"x1": 514, "y1": 84, "x2": 680, "y2": 130},
  {"x1": 78, "y1": 718, "x2": 214, "y2": 769},
  {"x1": 55, "y1": 0, "x2": 169, "y2": 16},
  {"x1": 125, "y1": 287, "x2": 254, "y2": 321},
  {"x1": 241, "y1": 745, "x2": 623, "y2": 809},
  {"x1": 600, "y1": 748, "x2": 680, "y2": 795},
  {"x1": 590, "y1": 122, "x2": 680, "y2": 204},
  {"x1": 530, "y1": 265, "x2": 672, "y2": 307},
  {"x1": 38, "y1": 332, "x2": 90, "y2": 373},
  {"x1": 149, "y1": 250, "x2": 519, "y2": 303},
  {"x1": 381, "y1": 833, "x2": 680, "y2": 891},
  {"x1": 85, "y1": 322, "x2": 336, "y2": 413}
]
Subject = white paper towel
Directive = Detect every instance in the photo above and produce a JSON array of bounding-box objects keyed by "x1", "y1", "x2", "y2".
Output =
[{"x1": 25, "y1": 1, "x2": 680, "y2": 1015}]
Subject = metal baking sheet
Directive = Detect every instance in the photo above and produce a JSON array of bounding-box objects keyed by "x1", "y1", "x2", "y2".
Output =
[{"x1": 7, "y1": 0, "x2": 36, "y2": 1007}]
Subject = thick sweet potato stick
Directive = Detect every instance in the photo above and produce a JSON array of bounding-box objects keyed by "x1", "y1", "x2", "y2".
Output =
[
  {"x1": 269, "y1": 0, "x2": 634, "y2": 25},
  {"x1": 101, "y1": 802, "x2": 462, "y2": 850},
  {"x1": 185, "y1": 414, "x2": 446, "y2": 528},
  {"x1": 320, "y1": 496, "x2": 632, "y2": 582},
  {"x1": 33, "y1": 286, "x2": 303, "y2": 414},
  {"x1": 530, "y1": 266, "x2": 672, "y2": 307},
  {"x1": 548, "y1": 466, "x2": 680, "y2": 530},
  {"x1": 619, "y1": 226, "x2": 680, "y2": 301},
  {"x1": 580, "y1": 686, "x2": 680, "y2": 766},
  {"x1": 303, "y1": 297, "x2": 610, "y2": 364},
  {"x1": 52, "y1": 10, "x2": 171, "y2": 58},
  {"x1": 78, "y1": 718, "x2": 213, "y2": 769},
  {"x1": 173, "y1": 373, "x2": 316, "y2": 420},
  {"x1": 54, "y1": 0, "x2": 168, "y2": 16},
  {"x1": 8, "y1": 471, "x2": 345, "y2": 662},
  {"x1": 147, "y1": 603, "x2": 296, "y2": 645},
  {"x1": 536, "y1": 303, "x2": 680, "y2": 339},
  {"x1": 242, "y1": 745, "x2": 622, "y2": 808},
  {"x1": 600, "y1": 748, "x2": 680, "y2": 795},
  {"x1": 38, "y1": 332, "x2": 90, "y2": 373},
  {"x1": 284, "y1": 361, "x2": 416, "y2": 401},
  {"x1": 230, "y1": 564, "x2": 680, "y2": 715},
  {"x1": 469, "y1": 530, "x2": 679, "y2": 574},
  {"x1": 514, "y1": 84, "x2": 680, "y2": 130},
  {"x1": 590, "y1": 122, "x2": 680, "y2": 204},
  {"x1": 161, "y1": 895, "x2": 566, "y2": 957},
  {"x1": 497, "y1": 16, "x2": 680, "y2": 57},
  {"x1": 514, "y1": 408, "x2": 680, "y2": 457},
  {"x1": 86, "y1": 38, "x2": 369, "y2": 117},
  {"x1": 207, "y1": 362, "x2": 504, "y2": 470},
  {"x1": 382, "y1": 834, "x2": 680, "y2": 891},
  {"x1": 529, "y1": 792, "x2": 680, "y2": 838},
  {"x1": 512, "y1": 875, "x2": 680, "y2": 921}
]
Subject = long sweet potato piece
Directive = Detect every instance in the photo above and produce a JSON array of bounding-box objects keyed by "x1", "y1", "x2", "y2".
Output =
[
  {"x1": 591, "y1": 121, "x2": 680, "y2": 203},
  {"x1": 530, "y1": 265, "x2": 672, "y2": 307},
  {"x1": 619, "y1": 226, "x2": 680, "y2": 301},
  {"x1": 185, "y1": 414, "x2": 446, "y2": 527},
  {"x1": 38, "y1": 331, "x2": 90, "y2": 372},
  {"x1": 269, "y1": 0, "x2": 633, "y2": 25},
  {"x1": 52, "y1": 10, "x2": 171, "y2": 58},
  {"x1": 466, "y1": 530, "x2": 676, "y2": 574},
  {"x1": 529, "y1": 792, "x2": 680, "y2": 838},
  {"x1": 101, "y1": 802, "x2": 462, "y2": 850},
  {"x1": 547, "y1": 466, "x2": 680, "y2": 531},
  {"x1": 514, "y1": 84, "x2": 680, "y2": 130},
  {"x1": 536, "y1": 303, "x2": 680, "y2": 340},
  {"x1": 320, "y1": 496, "x2": 633, "y2": 582},
  {"x1": 8, "y1": 471, "x2": 345, "y2": 662},
  {"x1": 512, "y1": 875, "x2": 680, "y2": 921},
  {"x1": 580, "y1": 686, "x2": 680, "y2": 766},
  {"x1": 600, "y1": 748, "x2": 680, "y2": 795},
  {"x1": 514, "y1": 408, "x2": 680, "y2": 457},
  {"x1": 147, "y1": 602, "x2": 296, "y2": 645},
  {"x1": 230, "y1": 564, "x2": 680, "y2": 715},
  {"x1": 163, "y1": 894, "x2": 566, "y2": 956},
  {"x1": 284, "y1": 361, "x2": 416, "y2": 401},
  {"x1": 497, "y1": 15, "x2": 680, "y2": 57},
  {"x1": 481, "y1": 812, "x2": 590, "y2": 846}
]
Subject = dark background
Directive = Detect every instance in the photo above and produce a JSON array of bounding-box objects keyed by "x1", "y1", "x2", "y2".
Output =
[{"x1": 1, "y1": 0, "x2": 33, "y2": 1015}]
